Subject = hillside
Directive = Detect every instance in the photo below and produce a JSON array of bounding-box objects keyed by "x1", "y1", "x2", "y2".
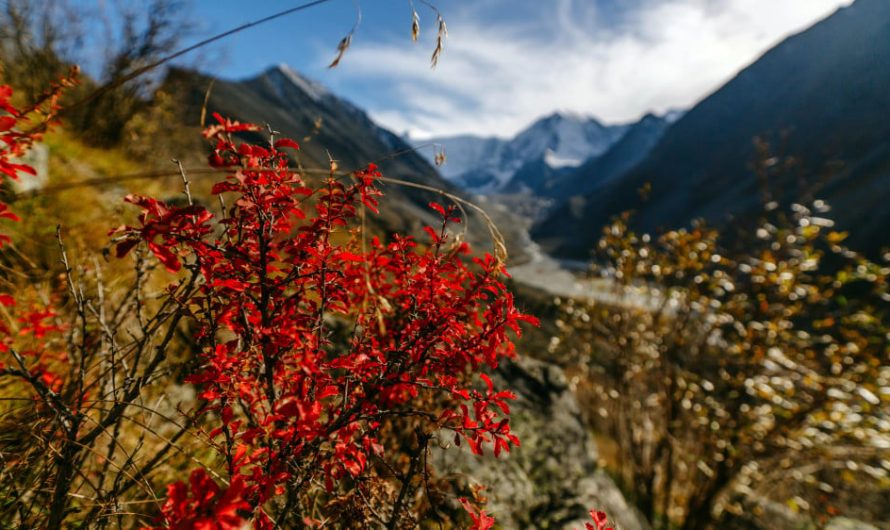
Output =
[
  {"x1": 163, "y1": 65, "x2": 524, "y2": 256},
  {"x1": 534, "y1": 0, "x2": 890, "y2": 259}
]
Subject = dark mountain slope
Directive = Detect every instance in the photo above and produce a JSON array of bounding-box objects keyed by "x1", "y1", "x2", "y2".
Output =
[
  {"x1": 500, "y1": 156, "x2": 575, "y2": 196},
  {"x1": 163, "y1": 65, "x2": 520, "y2": 253},
  {"x1": 534, "y1": 0, "x2": 890, "y2": 259}
]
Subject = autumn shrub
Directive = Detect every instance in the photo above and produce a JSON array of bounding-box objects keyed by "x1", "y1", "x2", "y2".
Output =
[
  {"x1": 0, "y1": 80, "x2": 539, "y2": 529},
  {"x1": 556, "y1": 208, "x2": 889, "y2": 529}
]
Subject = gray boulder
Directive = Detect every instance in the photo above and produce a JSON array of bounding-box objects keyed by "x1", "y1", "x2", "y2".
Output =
[
  {"x1": 434, "y1": 356, "x2": 649, "y2": 530},
  {"x1": 825, "y1": 518, "x2": 880, "y2": 530}
]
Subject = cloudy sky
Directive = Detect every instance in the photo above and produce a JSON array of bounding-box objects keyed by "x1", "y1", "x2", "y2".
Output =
[{"x1": 191, "y1": 0, "x2": 853, "y2": 139}]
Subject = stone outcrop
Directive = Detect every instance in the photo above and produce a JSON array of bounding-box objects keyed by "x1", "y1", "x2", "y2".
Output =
[{"x1": 434, "y1": 356, "x2": 650, "y2": 530}]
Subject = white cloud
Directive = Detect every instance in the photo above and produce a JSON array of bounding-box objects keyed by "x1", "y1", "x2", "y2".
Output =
[{"x1": 333, "y1": 0, "x2": 853, "y2": 139}]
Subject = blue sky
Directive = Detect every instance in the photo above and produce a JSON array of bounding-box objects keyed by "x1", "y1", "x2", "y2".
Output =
[{"x1": 166, "y1": 0, "x2": 853, "y2": 138}]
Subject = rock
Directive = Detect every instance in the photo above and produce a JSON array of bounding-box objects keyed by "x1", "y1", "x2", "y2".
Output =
[
  {"x1": 825, "y1": 517, "x2": 879, "y2": 530},
  {"x1": 433, "y1": 356, "x2": 650, "y2": 530},
  {"x1": 11, "y1": 143, "x2": 48, "y2": 191}
]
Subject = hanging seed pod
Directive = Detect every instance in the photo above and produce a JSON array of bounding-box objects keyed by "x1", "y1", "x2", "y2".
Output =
[
  {"x1": 328, "y1": 34, "x2": 352, "y2": 68},
  {"x1": 434, "y1": 146, "x2": 447, "y2": 167},
  {"x1": 411, "y1": 9, "x2": 420, "y2": 41},
  {"x1": 430, "y1": 14, "x2": 447, "y2": 68}
]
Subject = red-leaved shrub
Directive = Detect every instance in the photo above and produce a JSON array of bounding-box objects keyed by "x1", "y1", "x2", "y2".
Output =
[{"x1": 0, "y1": 91, "x2": 538, "y2": 527}]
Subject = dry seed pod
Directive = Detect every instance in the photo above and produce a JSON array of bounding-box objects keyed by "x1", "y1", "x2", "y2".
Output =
[
  {"x1": 412, "y1": 9, "x2": 420, "y2": 41},
  {"x1": 434, "y1": 146, "x2": 447, "y2": 167},
  {"x1": 445, "y1": 232, "x2": 465, "y2": 259},
  {"x1": 438, "y1": 14, "x2": 448, "y2": 39},
  {"x1": 430, "y1": 14, "x2": 447, "y2": 68},
  {"x1": 328, "y1": 34, "x2": 352, "y2": 69}
]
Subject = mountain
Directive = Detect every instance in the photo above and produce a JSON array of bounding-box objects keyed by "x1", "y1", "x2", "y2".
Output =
[
  {"x1": 163, "y1": 64, "x2": 522, "y2": 253},
  {"x1": 542, "y1": 112, "x2": 677, "y2": 201},
  {"x1": 425, "y1": 113, "x2": 629, "y2": 193},
  {"x1": 424, "y1": 134, "x2": 505, "y2": 184},
  {"x1": 500, "y1": 156, "x2": 575, "y2": 196},
  {"x1": 534, "y1": 0, "x2": 890, "y2": 259}
]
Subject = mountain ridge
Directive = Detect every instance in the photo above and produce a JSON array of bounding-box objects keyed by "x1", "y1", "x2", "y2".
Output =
[
  {"x1": 424, "y1": 112, "x2": 630, "y2": 192},
  {"x1": 533, "y1": 0, "x2": 890, "y2": 258},
  {"x1": 161, "y1": 64, "x2": 527, "y2": 257}
]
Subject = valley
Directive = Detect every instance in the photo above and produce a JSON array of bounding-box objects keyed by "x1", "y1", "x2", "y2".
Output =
[{"x1": 1, "y1": 0, "x2": 886, "y2": 527}]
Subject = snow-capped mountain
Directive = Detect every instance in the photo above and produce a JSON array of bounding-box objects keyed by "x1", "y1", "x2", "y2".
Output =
[
  {"x1": 534, "y1": 0, "x2": 890, "y2": 259},
  {"x1": 423, "y1": 113, "x2": 629, "y2": 193},
  {"x1": 271, "y1": 63, "x2": 331, "y2": 102},
  {"x1": 541, "y1": 111, "x2": 680, "y2": 200}
]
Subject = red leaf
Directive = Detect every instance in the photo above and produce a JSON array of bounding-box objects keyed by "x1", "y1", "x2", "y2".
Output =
[
  {"x1": 147, "y1": 241, "x2": 181, "y2": 273},
  {"x1": 0, "y1": 116, "x2": 16, "y2": 132},
  {"x1": 0, "y1": 204, "x2": 20, "y2": 221},
  {"x1": 428, "y1": 201, "x2": 446, "y2": 216},
  {"x1": 459, "y1": 498, "x2": 496, "y2": 530},
  {"x1": 115, "y1": 238, "x2": 139, "y2": 259},
  {"x1": 423, "y1": 226, "x2": 440, "y2": 242},
  {"x1": 274, "y1": 138, "x2": 300, "y2": 150},
  {"x1": 211, "y1": 181, "x2": 239, "y2": 194},
  {"x1": 480, "y1": 373, "x2": 494, "y2": 393}
]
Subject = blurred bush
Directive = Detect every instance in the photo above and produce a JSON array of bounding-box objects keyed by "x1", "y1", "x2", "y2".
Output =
[
  {"x1": 556, "y1": 204, "x2": 889, "y2": 530},
  {"x1": 0, "y1": 0, "x2": 190, "y2": 147}
]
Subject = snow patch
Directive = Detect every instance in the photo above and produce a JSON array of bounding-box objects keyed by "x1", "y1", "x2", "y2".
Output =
[
  {"x1": 275, "y1": 64, "x2": 329, "y2": 102},
  {"x1": 543, "y1": 149, "x2": 582, "y2": 169},
  {"x1": 663, "y1": 109, "x2": 685, "y2": 124}
]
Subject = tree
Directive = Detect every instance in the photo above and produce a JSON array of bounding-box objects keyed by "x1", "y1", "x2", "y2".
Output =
[
  {"x1": 0, "y1": 0, "x2": 83, "y2": 100},
  {"x1": 556, "y1": 208, "x2": 889, "y2": 529},
  {"x1": 0, "y1": 0, "x2": 191, "y2": 147}
]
